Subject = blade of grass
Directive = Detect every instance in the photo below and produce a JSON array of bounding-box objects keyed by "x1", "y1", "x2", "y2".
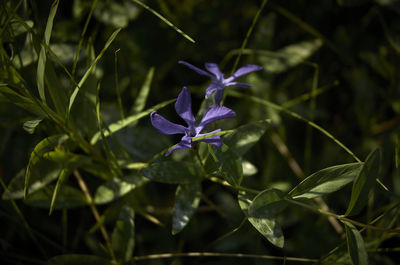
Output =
[
  {"x1": 49, "y1": 168, "x2": 70, "y2": 216},
  {"x1": 114, "y1": 49, "x2": 125, "y2": 119},
  {"x1": 131, "y1": 67, "x2": 155, "y2": 115},
  {"x1": 130, "y1": 0, "x2": 195, "y2": 43},
  {"x1": 37, "y1": 0, "x2": 59, "y2": 102},
  {"x1": 68, "y1": 28, "x2": 122, "y2": 115},
  {"x1": 90, "y1": 98, "x2": 175, "y2": 144},
  {"x1": 231, "y1": 0, "x2": 268, "y2": 74}
]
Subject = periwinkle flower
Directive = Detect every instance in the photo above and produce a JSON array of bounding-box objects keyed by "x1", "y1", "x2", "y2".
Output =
[
  {"x1": 151, "y1": 87, "x2": 236, "y2": 155},
  {"x1": 179, "y1": 60, "x2": 263, "y2": 104}
]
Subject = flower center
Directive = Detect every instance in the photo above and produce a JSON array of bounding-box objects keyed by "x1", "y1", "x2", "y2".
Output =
[{"x1": 187, "y1": 127, "x2": 197, "y2": 137}]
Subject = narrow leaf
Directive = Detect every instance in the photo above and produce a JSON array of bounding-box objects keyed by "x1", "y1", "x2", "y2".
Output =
[
  {"x1": 223, "y1": 120, "x2": 269, "y2": 156},
  {"x1": 24, "y1": 134, "x2": 69, "y2": 199},
  {"x1": 111, "y1": 206, "x2": 135, "y2": 263},
  {"x1": 289, "y1": 162, "x2": 364, "y2": 200},
  {"x1": 141, "y1": 161, "x2": 198, "y2": 184},
  {"x1": 130, "y1": 0, "x2": 195, "y2": 43},
  {"x1": 343, "y1": 221, "x2": 368, "y2": 265},
  {"x1": 172, "y1": 182, "x2": 201, "y2": 235},
  {"x1": 90, "y1": 98, "x2": 175, "y2": 144},
  {"x1": 131, "y1": 67, "x2": 155, "y2": 115},
  {"x1": 94, "y1": 175, "x2": 148, "y2": 204},
  {"x1": 49, "y1": 168, "x2": 70, "y2": 215},
  {"x1": 37, "y1": 0, "x2": 59, "y2": 101},
  {"x1": 25, "y1": 185, "x2": 88, "y2": 209},
  {"x1": 345, "y1": 149, "x2": 380, "y2": 216},
  {"x1": 68, "y1": 28, "x2": 122, "y2": 113},
  {"x1": 0, "y1": 86, "x2": 47, "y2": 116}
]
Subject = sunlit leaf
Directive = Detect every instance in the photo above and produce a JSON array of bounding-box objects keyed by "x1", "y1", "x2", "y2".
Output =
[
  {"x1": 172, "y1": 182, "x2": 201, "y2": 235},
  {"x1": 254, "y1": 39, "x2": 323, "y2": 73},
  {"x1": 212, "y1": 145, "x2": 243, "y2": 187},
  {"x1": 94, "y1": 1, "x2": 139, "y2": 28},
  {"x1": 345, "y1": 150, "x2": 380, "y2": 216},
  {"x1": 141, "y1": 161, "x2": 199, "y2": 184},
  {"x1": 94, "y1": 175, "x2": 148, "y2": 204},
  {"x1": 90, "y1": 99, "x2": 175, "y2": 145},
  {"x1": 238, "y1": 191, "x2": 284, "y2": 248},
  {"x1": 130, "y1": 67, "x2": 155, "y2": 124},
  {"x1": 25, "y1": 185, "x2": 88, "y2": 209},
  {"x1": 343, "y1": 221, "x2": 368, "y2": 265},
  {"x1": 242, "y1": 160, "x2": 258, "y2": 176},
  {"x1": 223, "y1": 120, "x2": 269, "y2": 156},
  {"x1": 68, "y1": 28, "x2": 122, "y2": 113},
  {"x1": 23, "y1": 117, "x2": 44, "y2": 134},
  {"x1": 248, "y1": 188, "x2": 288, "y2": 218},
  {"x1": 289, "y1": 162, "x2": 364, "y2": 200},
  {"x1": 111, "y1": 206, "x2": 135, "y2": 263}
]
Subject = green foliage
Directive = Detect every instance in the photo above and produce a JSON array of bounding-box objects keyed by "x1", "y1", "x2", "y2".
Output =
[{"x1": 0, "y1": 0, "x2": 398, "y2": 264}]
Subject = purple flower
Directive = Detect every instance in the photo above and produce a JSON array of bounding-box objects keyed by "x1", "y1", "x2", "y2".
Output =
[
  {"x1": 179, "y1": 61, "x2": 263, "y2": 104},
  {"x1": 151, "y1": 87, "x2": 236, "y2": 155}
]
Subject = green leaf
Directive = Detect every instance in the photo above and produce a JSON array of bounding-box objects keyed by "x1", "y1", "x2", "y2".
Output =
[
  {"x1": 111, "y1": 206, "x2": 135, "y2": 263},
  {"x1": 212, "y1": 145, "x2": 243, "y2": 187},
  {"x1": 23, "y1": 117, "x2": 44, "y2": 134},
  {"x1": 25, "y1": 185, "x2": 88, "y2": 209},
  {"x1": 223, "y1": 120, "x2": 269, "y2": 156},
  {"x1": 24, "y1": 134, "x2": 70, "y2": 199},
  {"x1": 49, "y1": 168, "x2": 71, "y2": 215},
  {"x1": 45, "y1": 60, "x2": 68, "y2": 115},
  {"x1": 37, "y1": 0, "x2": 59, "y2": 101},
  {"x1": 94, "y1": 175, "x2": 148, "y2": 204},
  {"x1": 68, "y1": 28, "x2": 122, "y2": 113},
  {"x1": 288, "y1": 162, "x2": 364, "y2": 200},
  {"x1": 172, "y1": 182, "x2": 201, "y2": 235},
  {"x1": 141, "y1": 161, "x2": 199, "y2": 184},
  {"x1": 131, "y1": 67, "x2": 155, "y2": 116},
  {"x1": 248, "y1": 188, "x2": 288, "y2": 218},
  {"x1": 90, "y1": 98, "x2": 175, "y2": 144},
  {"x1": 0, "y1": 86, "x2": 47, "y2": 116},
  {"x1": 238, "y1": 191, "x2": 284, "y2": 248},
  {"x1": 343, "y1": 221, "x2": 368, "y2": 265},
  {"x1": 256, "y1": 39, "x2": 323, "y2": 73},
  {"x1": 130, "y1": 0, "x2": 195, "y2": 43},
  {"x1": 49, "y1": 254, "x2": 112, "y2": 265},
  {"x1": 345, "y1": 150, "x2": 380, "y2": 216}
]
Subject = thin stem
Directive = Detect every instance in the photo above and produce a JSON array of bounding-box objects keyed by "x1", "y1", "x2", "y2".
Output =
[
  {"x1": 73, "y1": 170, "x2": 117, "y2": 262},
  {"x1": 286, "y1": 199, "x2": 400, "y2": 233},
  {"x1": 132, "y1": 252, "x2": 319, "y2": 263},
  {"x1": 231, "y1": 0, "x2": 268, "y2": 74},
  {"x1": 207, "y1": 176, "x2": 260, "y2": 195},
  {"x1": 228, "y1": 90, "x2": 361, "y2": 162}
]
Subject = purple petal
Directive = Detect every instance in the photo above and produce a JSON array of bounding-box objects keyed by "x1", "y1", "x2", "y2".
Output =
[
  {"x1": 225, "y1": 64, "x2": 263, "y2": 82},
  {"x1": 175, "y1": 87, "x2": 196, "y2": 127},
  {"x1": 205, "y1": 82, "x2": 223, "y2": 99},
  {"x1": 150, "y1": 111, "x2": 186, "y2": 135},
  {"x1": 179, "y1": 61, "x2": 214, "y2": 79},
  {"x1": 197, "y1": 106, "x2": 236, "y2": 132},
  {"x1": 205, "y1": 63, "x2": 224, "y2": 79},
  {"x1": 165, "y1": 135, "x2": 192, "y2": 156},
  {"x1": 198, "y1": 129, "x2": 223, "y2": 147},
  {"x1": 225, "y1": 81, "x2": 251, "y2": 88}
]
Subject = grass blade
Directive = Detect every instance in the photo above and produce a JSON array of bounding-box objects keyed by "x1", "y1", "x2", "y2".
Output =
[
  {"x1": 37, "y1": 0, "x2": 59, "y2": 101},
  {"x1": 130, "y1": 0, "x2": 195, "y2": 43},
  {"x1": 68, "y1": 28, "x2": 122, "y2": 114}
]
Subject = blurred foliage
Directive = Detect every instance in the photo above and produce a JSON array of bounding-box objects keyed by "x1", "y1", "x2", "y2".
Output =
[{"x1": 0, "y1": 0, "x2": 400, "y2": 264}]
